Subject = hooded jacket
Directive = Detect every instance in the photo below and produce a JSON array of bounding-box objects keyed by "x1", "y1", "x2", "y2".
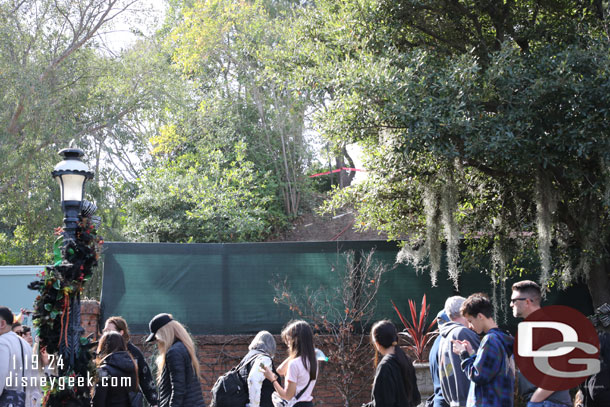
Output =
[
  {"x1": 429, "y1": 335, "x2": 448, "y2": 407},
  {"x1": 459, "y1": 328, "x2": 514, "y2": 407},
  {"x1": 438, "y1": 321, "x2": 481, "y2": 407},
  {"x1": 239, "y1": 350, "x2": 277, "y2": 407},
  {"x1": 92, "y1": 351, "x2": 138, "y2": 407}
]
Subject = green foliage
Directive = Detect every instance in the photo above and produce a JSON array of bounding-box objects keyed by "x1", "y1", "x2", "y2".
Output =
[
  {"x1": 294, "y1": 0, "x2": 610, "y2": 304},
  {"x1": 4, "y1": 0, "x2": 608, "y2": 315},
  {"x1": 28, "y1": 216, "x2": 101, "y2": 406},
  {"x1": 307, "y1": 162, "x2": 334, "y2": 193},
  {"x1": 168, "y1": 0, "x2": 315, "y2": 217},
  {"x1": 125, "y1": 141, "x2": 284, "y2": 242},
  {"x1": 0, "y1": 0, "x2": 180, "y2": 264}
]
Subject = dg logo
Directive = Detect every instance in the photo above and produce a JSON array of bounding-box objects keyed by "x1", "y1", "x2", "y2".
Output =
[{"x1": 514, "y1": 305, "x2": 600, "y2": 391}]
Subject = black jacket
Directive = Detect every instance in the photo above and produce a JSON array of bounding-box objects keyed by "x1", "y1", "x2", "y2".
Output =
[
  {"x1": 158, "y1": 340, "x2": 205, "y2": 407},
  {"x1": 127, "y1": 341, "x2": 159, "y2": 407},
  {"x1": 365, "y1": 353, "x2": 420, "y2": 407},
  {"x1": 580, "y1": 331, "x2": 610, "y2": 407},
  {"x1": 92, "y1": 351, "x2": 138, "y2": 407}
]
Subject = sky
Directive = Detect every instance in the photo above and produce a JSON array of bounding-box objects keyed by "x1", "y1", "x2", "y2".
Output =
[{"x1": 97, "y1": 0, "x2": 168, "y2": 54}]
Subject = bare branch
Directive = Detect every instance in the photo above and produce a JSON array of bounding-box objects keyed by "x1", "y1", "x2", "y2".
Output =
[{"x1": 272, "y1": 249, "x2": 392, "y2": 406}]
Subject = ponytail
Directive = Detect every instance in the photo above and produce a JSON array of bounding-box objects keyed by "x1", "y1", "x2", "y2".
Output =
[
  {"x1": 393, "y1": 345, "x2": 416, "y2": 404},
  {"x1": 371, "y1": 320, "x2": 418, "y2": 405}
]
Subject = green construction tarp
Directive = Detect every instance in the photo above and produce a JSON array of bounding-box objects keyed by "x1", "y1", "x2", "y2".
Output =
[{"x1": 100, "y1": 241, "x2": 593, "y2": 335}]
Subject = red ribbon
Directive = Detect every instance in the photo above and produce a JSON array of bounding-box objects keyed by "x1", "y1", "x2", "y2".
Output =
[{"x1": 308, "y1": 167, "x2": 365, "y2": 178}]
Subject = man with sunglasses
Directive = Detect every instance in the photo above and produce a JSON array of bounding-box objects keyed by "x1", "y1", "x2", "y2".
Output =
[{"x1": 510, "y1": 280, "x2": 572, "y2": 407}]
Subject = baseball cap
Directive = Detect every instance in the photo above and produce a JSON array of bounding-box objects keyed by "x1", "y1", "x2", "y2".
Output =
[
  {"x1": 145, "y1": 313, "x2": 173, "y2": 342},
  {"x1": 436, "y1": 310, "x2": 450, "y2": 324}
]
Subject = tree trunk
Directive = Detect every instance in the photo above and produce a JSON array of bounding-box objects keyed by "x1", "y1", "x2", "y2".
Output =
[
  {"x1": 587, "y1": 256, "x2": 610, "y2": 309},
  {"x1": 335, "y1": 154, "x2": 347, "y2": 188},
  {"x1": 343, "y1": 146, "x2": 356, "y2": 186}
]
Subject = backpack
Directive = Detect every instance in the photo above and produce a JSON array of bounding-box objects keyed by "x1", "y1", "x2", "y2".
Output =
[{"x1": 211, "y1": 352, "x2": 263, "y2": 407}]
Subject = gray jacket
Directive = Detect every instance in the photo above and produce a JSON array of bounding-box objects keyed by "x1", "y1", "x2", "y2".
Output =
[{"x1": 438, "y1": 321, "x2": 480, "y2": 407}]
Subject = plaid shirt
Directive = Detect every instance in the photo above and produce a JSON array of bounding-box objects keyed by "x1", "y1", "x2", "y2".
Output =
[{"x1": 460, "y1": 328, "x2": 515, "y2": 407}]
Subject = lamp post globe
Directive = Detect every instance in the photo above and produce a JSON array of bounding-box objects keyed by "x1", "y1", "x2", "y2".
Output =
[{"x1": 51, "y1": 148, "x2": 94, "y2": 240}]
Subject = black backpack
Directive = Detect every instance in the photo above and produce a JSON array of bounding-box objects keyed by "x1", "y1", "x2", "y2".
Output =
[{"x1": 211, "y1": 352, "x2": 263, "y2": 407}]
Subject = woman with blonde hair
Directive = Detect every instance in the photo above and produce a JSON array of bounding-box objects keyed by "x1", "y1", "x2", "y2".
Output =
[
  {"x1": 145, "y1": 313, "x2": 205, "y2": 407},
  {"x1": 263, "y1": 320, "x2": 317, "y2": 407}
]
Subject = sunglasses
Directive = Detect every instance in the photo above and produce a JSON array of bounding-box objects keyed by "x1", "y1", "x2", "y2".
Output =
[{"x1": 509, "y1": 297, "x2": 529, "y2": 304}]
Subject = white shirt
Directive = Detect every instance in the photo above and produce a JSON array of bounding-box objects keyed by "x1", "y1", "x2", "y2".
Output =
[
  {"x1": 285, "y1": 357, "x2": 316, "y2": 402},
  {"x1": 0, "y1": 331, "x2": 36, "y2": 407}
]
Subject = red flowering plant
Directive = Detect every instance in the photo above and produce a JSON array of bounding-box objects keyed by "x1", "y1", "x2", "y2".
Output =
[{"x1": 391, "y1": 294, "x2": 438, "y2": 363}]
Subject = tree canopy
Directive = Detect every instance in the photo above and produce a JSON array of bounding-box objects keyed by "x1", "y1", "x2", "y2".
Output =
[
  {"x1": 304, "y1": 0, "x2": 610, "y2": 307},
  {"x1": 2, "y1": 0, "x2": 610, "y2": 311}
]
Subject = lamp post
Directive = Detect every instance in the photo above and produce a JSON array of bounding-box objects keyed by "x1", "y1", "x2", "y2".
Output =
[
  {"x1": 51, "y1": 148, "x2": 94, "y2": 375},
  {"x1": 51, "y1": 148, "x2": 94, "y2": 241}
]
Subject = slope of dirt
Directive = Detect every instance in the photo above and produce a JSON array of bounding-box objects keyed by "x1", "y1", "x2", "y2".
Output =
[{"x1": 267, "y1": 205, "x2": 387, "y2": 242}]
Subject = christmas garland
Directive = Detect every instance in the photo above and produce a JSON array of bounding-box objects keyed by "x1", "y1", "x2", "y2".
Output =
[{"x1": 28, "y1": 209, "x2": 103, "y2": 407}]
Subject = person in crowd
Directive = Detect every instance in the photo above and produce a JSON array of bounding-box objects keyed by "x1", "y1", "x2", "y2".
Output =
[
  {"x1": 263, "y1": 320, "x2": 318, "y2": 407},
  {"x1": 429, "y1": 311, "x2": 449, "y2": 407},
  {"x1": 31, "y1": 338, "x2": 53, "y2": 407},
  {"x1": 0, "y1": 306, "x2": 37, "y2": 407},
  {"x1": 452, "y1": 293, "x2": 514, "y2": 407},
  {"x1": 145, "y1": 313, "x2": 205, "y2": 407},
  {"x1": 579, "y1": 321, "x2": 610, "y2": 406},
  {"x1": 238, "y1": 331, "x2": 277, "y2": 407},
  {"x1": 92, "y1": 331, "x2": 139, "y2": 407},
  {"x1": 11, "y1": 322, "x2": 23, "y2": 336},
  {"x1": 103, "y1": 316, "x2": 159, "y2": 407},
  {"x1": 362, "y1": 320, "x2": 420, "y2": 407},
  {"x1": 439, "y1": 296, "x2": 481, "y2": 407},
  {"x1": 21, "y1": 327, "x2": 33, "y2": 346},
  {"x1": 510, "y1": 280, "x2": 572, "y2": 407}
]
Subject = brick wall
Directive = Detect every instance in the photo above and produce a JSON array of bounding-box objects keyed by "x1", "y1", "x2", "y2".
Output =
[{"x1": 81, "y1": 299, "x2": 100, "y2": 339}]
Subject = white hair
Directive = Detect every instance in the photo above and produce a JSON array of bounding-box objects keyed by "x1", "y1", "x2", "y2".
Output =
[{"x1": 444, "y1": 296, "x2": 466, "y2": 320}]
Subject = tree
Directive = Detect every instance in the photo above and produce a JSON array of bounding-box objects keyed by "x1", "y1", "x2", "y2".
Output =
[
  {"x1": 0, "y1": 0, "x2": 140, "y2": 192},
  {"x1": 0, "y1": 0, "x2": 172, "y2": 264},
  {"x1": 124, "y1": 141, "x2": 281, "y2": 242},
  {"x1": 169, "y1": 0, "x2": 315, "y2": 218},
  {"x1": 292, "y1": 0, "x2": 610, "y2": 307}
]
